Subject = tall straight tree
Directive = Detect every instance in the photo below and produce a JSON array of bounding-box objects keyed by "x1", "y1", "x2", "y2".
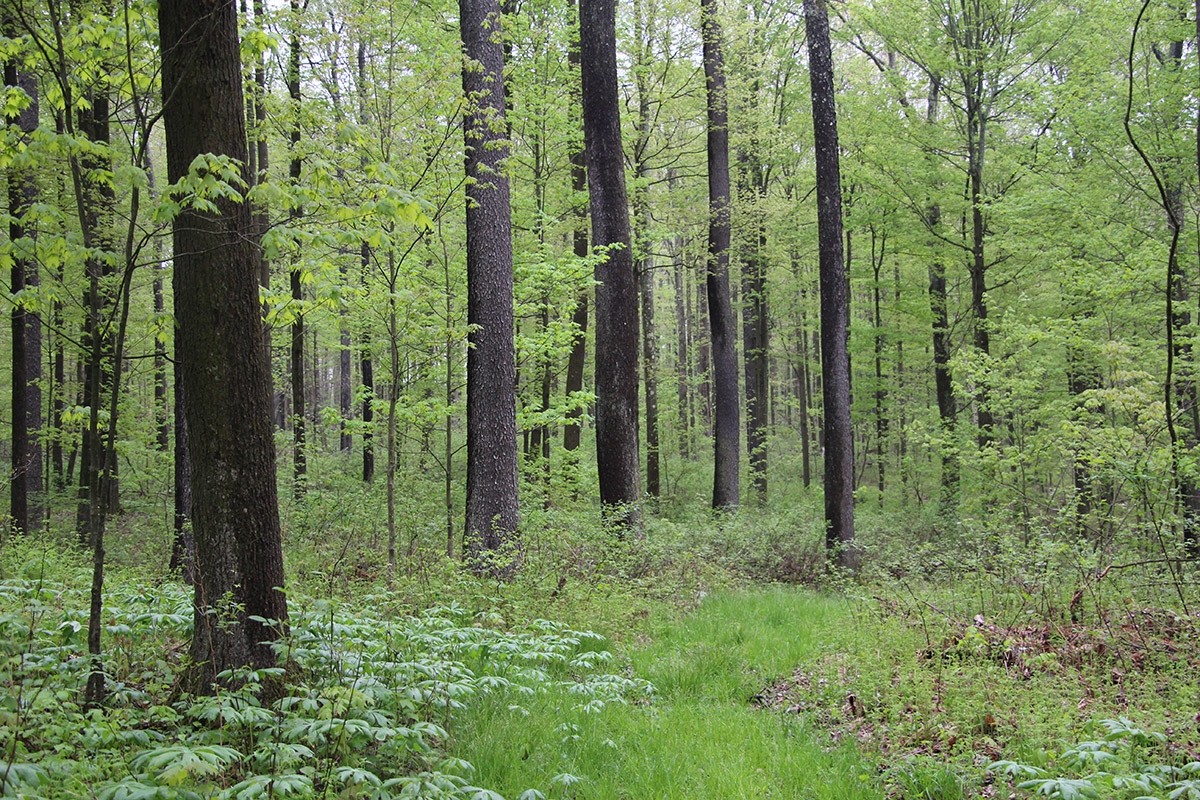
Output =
[
  {"x1": 580, "y1": 0, "x2": 642, "y2": 528},
  {"x1": 287, "y1": 0, "x2": 307, "y2": 498},
  {"x1": 701, "y1": 0, "x2": 740, "y2": 510},
  {"x1": 805, "y1": 0, "x2": 856, "y2": 570},
  {"x1": 6, "y1": 30, "x2": 42, "y2": 536},
  {"x1": 461, "y1": 0, "x2": 521, "y2": 573},
  {"x1": 159, "y1": 0, "x2": 289, "y2": 688}
]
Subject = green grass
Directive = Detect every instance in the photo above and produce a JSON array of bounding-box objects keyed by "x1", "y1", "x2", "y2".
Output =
[{"x1": 450, "y1": 588, "x2": 882, "y2": 799}]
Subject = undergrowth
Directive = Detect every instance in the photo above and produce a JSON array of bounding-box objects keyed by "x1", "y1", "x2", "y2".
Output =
[{"x1": 0, "y1": 539, "x2": 652, "y2": 799}]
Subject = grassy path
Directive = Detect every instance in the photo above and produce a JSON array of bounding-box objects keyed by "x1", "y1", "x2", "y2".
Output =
[{"x1": 452, "y1": 588, "x2": 881, "y2": 799}]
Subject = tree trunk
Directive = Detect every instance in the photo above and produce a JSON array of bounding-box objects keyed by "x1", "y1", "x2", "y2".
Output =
[
  {"x1": 6, "y1": 48, "x2": 42, "y2": 535},
  {"x1": 160, "y1": 0, "x2": 289, "y2": 690},
  {"x1": 701, "y1": 0, "x2": 740, "y2": 510},
  {"x1": 581, "y1": 0, "x2": 643, "y2": 529},
  {"x1": 288, "y1": 0, "x2": 307, "y2": 498},
  {"x1": 871, "y1": 227, "x2": 887, "y2": 499},
  {"x1": 461, "y1": 0, "x2": 521, "y2": 571},
  {"x1": 739, "y1": 152, "x2": 769, "y2": 503},
  {"x1": 805, "y1": 0, "x2": 856, "y2": 571},
  {"x1": 170, "y1": 373, "x2": 194, "y2": 583},
  {"x1": 632, "y1": 0, "x2": 660, "y2": 501},
  {"x1": 673, "y1": 244, "x2": 691, "y2": 460}
]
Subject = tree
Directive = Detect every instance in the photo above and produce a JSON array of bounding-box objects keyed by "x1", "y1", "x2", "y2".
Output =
[
  {"x1": 701, "y1": 0, "x2": 740, "y2": 510},
  {"x1": 805, "y1": 0, "x2": 856, "y2": 570},
  {"x1": 461, "y1": 0, "x2": 521, "y2": 573},
  {"x1": 6, "y1": 21, "x2": 42, "y2": 536},
  {"x1": 580, "y1": 0, "x2": 642, "y2": 528},
  {"x1": 159, "y1": 0, "x2": 289, "y2": 688}
]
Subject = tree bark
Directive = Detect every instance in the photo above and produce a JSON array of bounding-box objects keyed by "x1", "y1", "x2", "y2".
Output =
[
  {"x1": 739, "y1": 151, "x2": 769, "y2": 503},
  {"x1": 701, "y1": 0, "x2": 740, "y2": 510},
  {"x1": 6, "y1": 47, "x2": 42, "y2": 535},
  {"x1": 632, "y1": 0, "x2": 660, "y2": 501},
  {"x1": 581, "y1": 0, "x2": 643, "y2": 529},
  {"x1": 160, "y1": 0, "x2": 289, "y2": 689},
  {"x1": 461, "y1": 0, "x2": 521, "y2": 571},
  {"x1": 288, "y1": 0, "x2": 307, "y2": 498},
  {"x1": 805, "y1": 0, "x2": 856, "y2": 570}
]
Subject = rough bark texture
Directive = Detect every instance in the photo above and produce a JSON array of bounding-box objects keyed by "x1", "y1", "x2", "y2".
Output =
[
  {"x1": 581, "y1": 0, "x2": 643, "y2": 528},
  {"x1": 461, "y1": 0, "x2": 521, "y2": 572},
  {"x1": 159, "y1": 0, "x2": 288, "y2": 689},
  {"x1": 805, "y1": 0, "x2": 857, "y2": 571},
  {"x1": 701, "y1": 0, "x2": 740, "y2": 510},
  {"x1": 739, "y1": 152, "x2": 769, "y2": 503},
  {"x1": 6, "y1": 53, "x2": 42, "y2": 535}
]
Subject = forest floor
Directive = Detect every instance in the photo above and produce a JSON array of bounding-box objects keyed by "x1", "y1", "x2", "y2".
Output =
[
  {"x1": 450, "y1": 589, "x2": 878, "y2": 799},
  {"x1": 6, "y1": 498, "x2": 1200, "y2": 799},
  {"x1": 450, "y1": 578, "x2": 1200, "y2": 800}
]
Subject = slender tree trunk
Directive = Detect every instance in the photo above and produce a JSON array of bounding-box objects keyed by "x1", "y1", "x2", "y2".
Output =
[
  {"x1": 673, "y1": 245, "x2": 691, "y2": 460},
  {"x1": 250, "y1": 0, "x2": 273, "y2": 398},
  {"x1": 462, "y1": 0, "x2": 521, "y2": 570},
  {"x1": 632, "y1": 1, "x2": 659, "y2": 501},
  {"x1": 6, "y1": 48, "x2": 42, "y2": 535},
  {"x1": 288, "y1": 0, "x2": 307, "y2": 498},
  {"x1": 563, "y1": 7, "x2": 589, "y2": 456},
  {"x1": 160, "y1": 0, "x2": 289, "y2": 690},
  {"x1": 701, "y1": 0, "x2": 739, "y2": 510},
  {"x1": 357, "y1": 46, "x2": 375, "y2": 483},
  {"x1": 924, "y1": 78, "x2": 958, "y2": 503},
  {"x1": 871, "y1": 227, "x2": 887, "y2": 499},
  {"x1": 170, "y1": 373, "x2": 194, "y2": 583},
  {"x1": 805, "y1": 0, "x2": 856, "y2": 570},
  {"x1": 740, "y1": 153, "x2": 769, "y2": 503},
  {"x1": 697, "y1": 271, "x2": 712, "y2": 434},
  {"x1": 581, "y1": 0, "x2": 642, "y2": 529}
]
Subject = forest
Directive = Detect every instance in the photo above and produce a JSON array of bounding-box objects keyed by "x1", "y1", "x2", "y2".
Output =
[{"x1": 3, "y1": 0, "x2": 1200, "y2": 797}]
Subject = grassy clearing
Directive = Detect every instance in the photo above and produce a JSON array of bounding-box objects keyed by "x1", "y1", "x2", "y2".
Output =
[{"x1": 451, "y1": 589, "x2": 880, "y2": 800}]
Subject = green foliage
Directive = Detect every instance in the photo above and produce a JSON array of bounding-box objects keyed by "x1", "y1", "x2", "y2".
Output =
[
  {"x1": 992, "y1": 719, "x2": 1200, "y2": 800},
  {"x1": 0, "y1": 541, "x2": 648, "y2": 800}
]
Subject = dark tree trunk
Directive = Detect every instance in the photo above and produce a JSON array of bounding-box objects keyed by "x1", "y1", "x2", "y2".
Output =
[
  {"x1": 673, "y1": 245, "x2": 691, "y2": 460},
  {"x1": 805, "y1": 0, "x2": 856, "y2": 570},
  {"x1": 154, "y1": 266, "x2": 170, "y2": 452},
  {"x1": 339, "y1": 306, "x2": 353, "y2": 453},
  {"x1": 160, "y1": 0, "x2": 289, "y2": 690},
  {"x1": 461, "y1": 0, "x2": 521, "y2": 572},
  {"x1": 924, "y1": 78, "x2": 958, "y2": 502},
  {"x1": 739, "y1": 153, "x2": 769, "y2": 503},
  {"x1": 871, "y1": 227, "x2": 887, "y2": 499},
  {"x1": 581, "y1": 0, "x2": 642, "y2": 528},
  {"x1": 170, "y1": 373, "x2": 194, "y2": 583},
  {"x1": 632, "y1": 3, "x2": 659, "y2": 501},
  {"x1": 697, "y1": 271, "x2": 712, "y2": 434},
  {"x1": 73, "y1": 16, "x2": 119, "y2": 542},
  {"x1": 250, "y1": 0, "x2": 272, "y2": 398},
  {"x1": 357, "y1": 46, "x2": 375, "y2": 483},
  {"x1": 288, "y1": 0, "x2": 306, "y2": 498},
  {"x1": 6, "y1": 50, "x2": 42, "y2": 535},
  {"x1": 564, "y1": 1, "x2": 589, "y2": 457},
  {"x1": 701, "y1": 0, "x2": 740, "y2": 510}
]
